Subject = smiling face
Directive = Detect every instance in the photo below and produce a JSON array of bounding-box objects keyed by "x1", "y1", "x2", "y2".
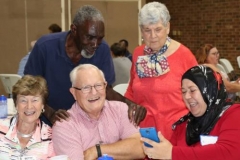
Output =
[
  {"x1": 206, "y1": 47, "x2": 219, "y2": 65},
  {"x1": 70, "y1": 67, "x2": 106, "y2": 119},
  {"x1": 72, "y1": 20, "x2": 105, "y2": 57},
  {"x1": 16, "y1": 95, "x2": 44, "y2": 124},
  {"x1": 181, "y1": 79, "x2": 207, "y2": 117},
  {"x1": 141, "y1": 21, "x2": 170, "y2": 52}
]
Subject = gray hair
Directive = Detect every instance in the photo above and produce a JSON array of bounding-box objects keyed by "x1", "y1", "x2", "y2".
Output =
[
  {"x1": 70, "y1": 64, "x2": 106, "y2": 86},
  {"x1": 139, "y1": 2, "x2": 171, "y2": 27},
  {"x1": 73, "y1": 5, "x2": 104, "y2": 25}
]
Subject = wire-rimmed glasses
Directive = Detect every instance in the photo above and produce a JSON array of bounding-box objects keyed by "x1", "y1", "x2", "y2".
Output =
[{"x1": 73, "y1": 82, "x2": 106, "y2": 93}]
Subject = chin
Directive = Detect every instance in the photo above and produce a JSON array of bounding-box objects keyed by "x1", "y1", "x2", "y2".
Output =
[{"x1": 81, "y1": 50, "x2": 95, "y2": 58}]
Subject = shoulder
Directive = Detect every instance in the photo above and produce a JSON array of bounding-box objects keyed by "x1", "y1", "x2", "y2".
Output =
[
  {"x1": 132, "y1": 45, "x2": 145, "y2": 61},
  {"x1": 104, "y1": 100, "x2": 128, "y2": 114},
  {"x1": 223, "y1": 104, "x2": 240, "y2": 117},
  {"x1": 53, "y1": 104, "x2": 81, "y2": 130},
  {"x1": 96, "y1": 39, "x2": 110, "y2": 50},
  {"x1": 177, "y1": 44, "x2": 193, "y2": 55},
  {"x1": 36, "y1": 31, "x2": 68, "y2": 46},
  {"x1": 133, "y1": 45, "x2": 145, "y2": 54}
]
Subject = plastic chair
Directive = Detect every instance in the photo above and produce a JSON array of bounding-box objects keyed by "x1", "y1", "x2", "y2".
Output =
[
  {"x1": 0, "y1": 74, "x2": 21, "y2": 98},
  {"x1": 113, "y1": 83, "x2": 129, "y2": 96},
  {"x1": 217, "y1": 63, "x2": 227, "y2": 74},
  {"x1": 219, "y1": 58, "x2": 234, "y2": 73},
  {"x1": 219, "y1": 58, "x2": 238, "y2": 81}
]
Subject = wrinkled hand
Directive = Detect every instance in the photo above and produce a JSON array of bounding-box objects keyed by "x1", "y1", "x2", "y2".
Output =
[
  {"x1": 141, "y1": 131, "x2": 172, "y2": 160},
  {"x1": 126, "y1": 99, "x2": 147, "y2": 126},
  {"x1": 84, "y1": 146, "x2": 97, "y2": 160},
  {"x1": 50, "y1": 109, "x2": 70, "y2": 125}
]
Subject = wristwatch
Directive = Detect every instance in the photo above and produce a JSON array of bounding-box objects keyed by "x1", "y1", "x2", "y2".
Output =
[{"x1": 96, "y1": 144, "x2": 102, "y2": 157}]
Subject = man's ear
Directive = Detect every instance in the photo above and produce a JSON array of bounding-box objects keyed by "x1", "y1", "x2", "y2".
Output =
[
  {"x1": 70, "y1": 87, "x2": 77, "y2": 100},
  {"x1": 70, "y1": 24, "x2": 77, "y2": 34}
]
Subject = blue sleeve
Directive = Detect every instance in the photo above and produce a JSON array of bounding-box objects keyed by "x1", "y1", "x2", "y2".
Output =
[
  {"x1": 17, "y1": 53, "x2": 30, "y2": 77},
  {"x1": 24, "y1": 41, "x2": 45, "y2": 76}
]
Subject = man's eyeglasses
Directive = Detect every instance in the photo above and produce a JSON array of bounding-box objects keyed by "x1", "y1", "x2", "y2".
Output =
[{"x1": 73, "y1": 82, "x2": 106, "y2": 93}]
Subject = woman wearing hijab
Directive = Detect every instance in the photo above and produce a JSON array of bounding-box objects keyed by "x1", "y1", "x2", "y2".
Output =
[{"x1": 141, "y1": 65, "x2": 240, "y2": 160}]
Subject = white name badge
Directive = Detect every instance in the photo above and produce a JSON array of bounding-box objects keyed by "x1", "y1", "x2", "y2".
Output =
[
  {"x1": 200, "y1": 135, "x2": 218, "y2": 146},
  {"x1": 20, "y1": 156, "x2": 37, "y2": 160}
]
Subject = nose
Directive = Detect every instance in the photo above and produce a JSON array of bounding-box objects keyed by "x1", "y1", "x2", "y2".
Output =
[
  {"x1": 26, "y1": 101, "x2": 33, "y2": 109},
  {"x1": 91, "y1": 38, "x2": 99, "y2": 49},
  {"x1": 150, "y1": 30, "x2": 157, "y2": 38},
  {"x1": 184, "y1": 91, "x2": 191, "y2": 99},
  {"x1": 90, "y1": 86, "x2": 98, "y2": 94}
]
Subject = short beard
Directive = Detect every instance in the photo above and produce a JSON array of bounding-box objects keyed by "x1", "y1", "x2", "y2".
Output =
[{"x1": 81, "y1": 49, "x2": 95, "y2": 59}]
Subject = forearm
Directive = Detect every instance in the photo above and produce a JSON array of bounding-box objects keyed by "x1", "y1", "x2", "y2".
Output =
[
  {"x1": 223, "y1": 79, "x2": 240, "y2": 93},
  {"x1": 106, "y1": 85, "x2": 126, "y2": 102},
  {"x1": 100, "y1": 136, "x2": 145, "y2": 159},
  {"x1": 106, "y1": 85, "x2": 135, "y2": 105}
]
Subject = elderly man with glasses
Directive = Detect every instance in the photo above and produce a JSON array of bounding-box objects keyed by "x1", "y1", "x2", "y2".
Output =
[{"x1": 52, "y1": 64, "x2": 145, "y2": 160}]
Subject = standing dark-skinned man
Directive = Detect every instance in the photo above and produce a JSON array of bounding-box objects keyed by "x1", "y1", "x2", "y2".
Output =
[{"x1": 24, "y1": 5, "x2": 146, "y2": 126}]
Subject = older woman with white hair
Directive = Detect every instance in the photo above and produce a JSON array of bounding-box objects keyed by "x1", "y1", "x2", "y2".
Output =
[{"x1": 125, "y1": 2, "x2": 197, "y2": 140}]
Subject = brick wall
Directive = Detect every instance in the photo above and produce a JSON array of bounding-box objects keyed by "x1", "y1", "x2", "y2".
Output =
[{"x1": 147, "y1": 0, "x2": 240, "y2": 75}]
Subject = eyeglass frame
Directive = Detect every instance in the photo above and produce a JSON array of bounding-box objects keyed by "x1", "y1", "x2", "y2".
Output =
[{"x1": 72, "y1": 82, "x2": 107, "y2": 93}]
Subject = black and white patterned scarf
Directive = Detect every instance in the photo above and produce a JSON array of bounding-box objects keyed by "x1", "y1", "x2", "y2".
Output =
[{"x1": 172, "y1": 65, "x2": 232, "y2": 146}]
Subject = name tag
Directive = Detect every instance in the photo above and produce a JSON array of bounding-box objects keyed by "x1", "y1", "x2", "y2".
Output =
[
  {"x1": 200, "y1": 135, "x2": 218, "y2": 146},
  {"x1": 20, "y1": 156, "x2": 37, "y2": 160}
]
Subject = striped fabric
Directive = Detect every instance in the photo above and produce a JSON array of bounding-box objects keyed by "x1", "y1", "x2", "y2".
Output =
[
  {"x1": 52, "y1": 100, "x2": 139, "y2": 160},
  {"x1": 0, "y1": 115, "x2": 55, "y2": 160}
]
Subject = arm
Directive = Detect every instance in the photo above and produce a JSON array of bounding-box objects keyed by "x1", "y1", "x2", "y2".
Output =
[
  {"x1": 204, "y1": 64, "x2": 240, "y2": 93},
  {"x1": 84, "y1": 133, "x2": 145, "y2": 160},
  {"x1": 106, "y1": 85, "x2": 147, "y2": 125}
]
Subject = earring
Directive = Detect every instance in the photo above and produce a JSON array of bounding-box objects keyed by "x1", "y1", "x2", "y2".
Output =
[{"x1": 42, "y1": 108, "x2": 45, "y2": 113}]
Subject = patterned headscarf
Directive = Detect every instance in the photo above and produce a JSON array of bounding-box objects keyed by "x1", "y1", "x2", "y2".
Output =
[{"x1": 172, "y1": 65, "x2": 232, "y2": 145}]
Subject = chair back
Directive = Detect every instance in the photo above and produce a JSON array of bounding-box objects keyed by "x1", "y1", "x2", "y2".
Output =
[
  {"x1": 0, "y1": 74, "x2": 21, "y2": 98},
  {"x1": 217, "y1": 63, "x2": 227, "y2": 74},
  {"x1": 113, "y1": 83, "x2": 129, "y2": 96},
  {"x1": 219, "y1": 58, "x2": 234, "y2": 73},
  {"x1": 237, "y1": 56, "x2": 240, "y2": 68}
]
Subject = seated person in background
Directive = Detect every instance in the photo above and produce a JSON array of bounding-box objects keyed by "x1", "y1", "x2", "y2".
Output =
[
  {"x1": 17, "y1": 40, "x2": 36, "y2": 76},
  {"x1": 119, "y1": 39, "x2": 132, "y2": 61},
  {"x1": 48, "y1": 23, "x2": 62, "y2": 33},
  {"x1": 141, "y1": 65, "x2": 240, "y2": 160},
  {"x1": 195, "y1": 44, "x2": 240, "y2": 101},
  {"x1": 0, "y1": 75, "x2": 55, "y2": 159},
  {"x1": 111, "y1": 42, "x2": 131, "y2": 86},
  {"x1": 52, "y1": 64, "x2": 145, "y2": 160}
]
